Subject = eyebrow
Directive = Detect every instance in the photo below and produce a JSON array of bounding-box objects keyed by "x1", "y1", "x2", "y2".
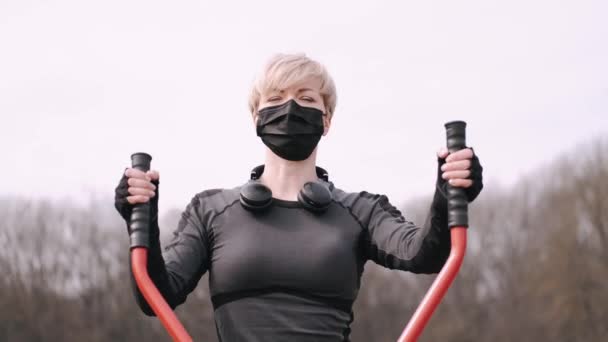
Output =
[{"x1": 268, "y1": 87, "x2": 317, "y2": 94}]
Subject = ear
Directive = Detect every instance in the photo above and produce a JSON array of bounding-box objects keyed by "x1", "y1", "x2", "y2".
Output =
[{"x1": 252, "y1": 112, "x2": 259, "y2": 126}]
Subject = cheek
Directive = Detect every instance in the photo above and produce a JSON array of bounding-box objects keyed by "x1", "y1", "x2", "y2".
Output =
[
  {"x1": 317, "y1": 98, "x2": 327, "y2": 113},
  {"x1": 256, "y1": 102, "x2": 266, "y2": 113}
]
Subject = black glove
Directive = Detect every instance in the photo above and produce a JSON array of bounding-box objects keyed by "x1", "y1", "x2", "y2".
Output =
[
  {"x1": 436, "y1": 148, "x2": 483, "y2": 202},
  {"x1": 114, "y1": 170, "x2": 160, "y2": 230}
]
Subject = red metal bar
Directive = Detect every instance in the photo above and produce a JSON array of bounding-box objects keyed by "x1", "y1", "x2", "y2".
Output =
[
  {"x1": 131, "y1": 247, "x2": 193, "y2": 342},
  {"x1": 397, "y1": 227, "x2": 467, "y2": 342}
]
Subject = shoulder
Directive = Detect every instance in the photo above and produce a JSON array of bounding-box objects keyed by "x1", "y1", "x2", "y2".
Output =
[
  {"x1": 186, "y1": 187, "x2": 242, "y2": 217},
  {"x1": 331, "y1": 182, "x2": 407, "y2": 226},
  {"x1": 331, "y1": 185, "x2": 386, "y2": 209},
  {"x1": 330, "y1": 185, "x2": 396, "y2": 222}
]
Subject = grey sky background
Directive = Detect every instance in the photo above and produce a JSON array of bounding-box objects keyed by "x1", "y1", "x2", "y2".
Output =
[{"x1": 1, "y1": 0, "x2": 606, "y2": 214}]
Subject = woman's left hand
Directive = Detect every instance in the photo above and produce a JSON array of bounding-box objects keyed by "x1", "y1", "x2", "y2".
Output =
[
  {"x1": 437, "y1": 147, "x2": 484, "y2": 202},
  {"x1": 437, "y1": 147, "x2": 474, "y2": 188}
]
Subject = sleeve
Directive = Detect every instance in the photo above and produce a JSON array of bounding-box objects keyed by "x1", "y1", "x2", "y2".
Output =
[
  {"x1": 357, "y1": 158, "x2": 451, "y2": 274},
  {"x1": 129, "y1": 194, "x2": 210, "y2": 316},
  {"x1": 362, "y1": 190, "x2": 450, "y2": 274}
]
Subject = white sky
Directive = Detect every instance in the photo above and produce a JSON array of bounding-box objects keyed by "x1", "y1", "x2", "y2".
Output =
[{"x1": 1, "y1": 0, "x2": 606, "y2": 214}]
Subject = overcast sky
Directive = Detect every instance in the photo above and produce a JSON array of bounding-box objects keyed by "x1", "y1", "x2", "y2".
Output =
[{"x1": 1, "y1": 0, "x2": 606, "y2": 214}]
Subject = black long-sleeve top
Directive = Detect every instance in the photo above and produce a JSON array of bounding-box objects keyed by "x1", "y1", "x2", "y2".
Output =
[{"x1": 128, "y1": 180, "x2": 450, "y2": 342}]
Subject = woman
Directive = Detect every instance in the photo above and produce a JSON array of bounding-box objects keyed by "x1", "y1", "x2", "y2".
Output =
[{"x1": 115, "y1": 53, "x2": 483, "y2": 341}]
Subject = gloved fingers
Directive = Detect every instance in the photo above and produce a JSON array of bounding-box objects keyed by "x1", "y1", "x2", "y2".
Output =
[
  {"x1": 441, "y1": 159, "x2": 471, "y2": 172},
  {"x1": 445, "y1": 148, "x2": 474, "y2": 163},
  {"x1": 146, "y1": 170, "x2": 160, "y2": 182},
  {"x1": 128, "y1": 177, "x2": 157, "y2": 191},
  {"x1": 435, "y1": 146, "x2": 483, "y2": 202},
  {"x1": 128, "y1": 186, "x2": 156, "y2": 198},
  {"x1": 127, "y1": 195, "x2": 151, "y2": 205},
  {"x1": 125, "y1": 167, "x2": 151, "y2": 181},
  {"x1": 448, "y1": 178, "x2": 473, "y2": 188},
  {"x1": 442, "y1": 170, "x2": 471, "y2": 181},
  {"x1": 436, "y1": 147, "x2": 449, "y2": 159}
]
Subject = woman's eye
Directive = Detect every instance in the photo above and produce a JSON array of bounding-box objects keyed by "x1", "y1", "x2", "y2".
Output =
[
  {"x1": 301, "y1": 96, "x2": 315, "y2": 102},
  {"x1": 267, "y1": 96, "x2": 281, "y2": 102}
]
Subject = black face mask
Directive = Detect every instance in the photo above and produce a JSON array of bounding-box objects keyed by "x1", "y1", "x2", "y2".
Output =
[{"x1": 256, "y1": 100, "x2": 325, "y2": 161}]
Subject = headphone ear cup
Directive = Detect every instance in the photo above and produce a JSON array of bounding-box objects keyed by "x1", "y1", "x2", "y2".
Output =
[
  {"x1": 240, "y1": 181, "x2": 273, "y2": 211},
  {"x1": 298, "y1": 181, "x2": 332, "y2": 213}
]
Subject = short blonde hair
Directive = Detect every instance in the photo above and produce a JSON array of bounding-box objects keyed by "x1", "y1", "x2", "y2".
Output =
[{"x1": 248, "y1": 53, "x2": 337, "y2": 117}]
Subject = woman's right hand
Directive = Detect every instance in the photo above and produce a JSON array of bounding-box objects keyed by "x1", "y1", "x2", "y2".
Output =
[
  {"x1": 124, "y1": 168, "x2": 159, "y2": 204},
  {"x1": 114, "y1": 168, "x2": 160, "y2": 222}
]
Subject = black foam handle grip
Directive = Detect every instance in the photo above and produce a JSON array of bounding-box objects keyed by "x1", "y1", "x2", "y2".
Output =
[
  {"x1": 444, "y1": 121, "x2": 468, "y2": 228},
  {"x1": 129, "y1": 152, "x2": 152, "y2": 248}
]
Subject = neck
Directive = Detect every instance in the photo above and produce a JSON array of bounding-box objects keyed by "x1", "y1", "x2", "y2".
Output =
[{"x1": 259, "y1": 148, "x2": 318, "y2": 201}]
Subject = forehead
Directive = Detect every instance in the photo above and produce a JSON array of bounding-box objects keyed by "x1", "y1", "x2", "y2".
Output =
[
  {"x1": 268, "y1": 83, "x2": 322, "y2": 95},
  {"x1": 260, "y1": 74, "x2": 323, "y2": 96}
]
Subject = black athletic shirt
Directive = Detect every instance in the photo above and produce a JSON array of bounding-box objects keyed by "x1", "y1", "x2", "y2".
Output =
[{"x1": 129, "y1": 179, "x2": 450, "y2": 341}]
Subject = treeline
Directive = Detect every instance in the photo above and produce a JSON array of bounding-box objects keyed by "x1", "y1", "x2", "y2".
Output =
[{"x1": 1, "y1": 137, "x2": 606, "y2": 341}]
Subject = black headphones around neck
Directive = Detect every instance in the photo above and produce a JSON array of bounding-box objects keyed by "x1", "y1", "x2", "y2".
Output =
[{"x1": 239, "y1": 165, "x2": 333, "y2": 213}]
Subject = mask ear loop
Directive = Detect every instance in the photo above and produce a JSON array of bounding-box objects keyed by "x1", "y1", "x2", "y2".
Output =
[
  {"x1": 321, "y1": 110, "x2": 332, "y2": 136},
  {"x1": 250, "y1": 165, "x2": 265, "y2": 180},
  {"x1": 315, "y1": 166, "x2": 329, "y2": 182}
]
